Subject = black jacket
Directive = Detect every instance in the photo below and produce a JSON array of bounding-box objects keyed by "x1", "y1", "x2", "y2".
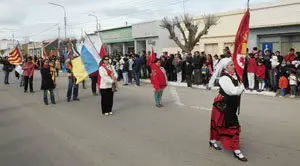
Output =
[
  {"x1": 2, "y1": 60, "x2": 13, "y2": 72},
  {"x1": 41, "y1": 67, "x2": 55, "y2": 90},
  {"x1": 186, "y1": 64, "x2": 194, "y2": 76}
]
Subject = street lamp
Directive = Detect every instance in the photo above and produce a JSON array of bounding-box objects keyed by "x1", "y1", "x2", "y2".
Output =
[
  {"x1": 2, "y1": 28, "x2": 15, "y2": 46},
  {"x1": 88, "y1": 14, "x2": 100, "y2": 32},
  {"x1": 48, "y1": 2, "x2": 67, "y2": 39}
]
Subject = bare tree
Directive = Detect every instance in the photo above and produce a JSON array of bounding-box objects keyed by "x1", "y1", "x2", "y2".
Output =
[{"x1": 160, "y1": 14, "x2": 218, "y2": 54}]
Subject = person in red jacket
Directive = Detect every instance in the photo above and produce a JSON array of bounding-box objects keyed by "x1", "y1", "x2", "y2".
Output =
[
  {"x1": 151, "y1": 59, "x2": 167, "y2": 108},
  {"x1": 255, "y1": 59, "x2": 266, "y2": 92},
  {"x1": 22, "y1": 56, "x2": 35, "y2": 93},
  {"x1": 284, "y1": 48, "x2": 296, "y2": 62},
  {"x1": 247, "y1": 53, "x2": 257, "y2": 91}
]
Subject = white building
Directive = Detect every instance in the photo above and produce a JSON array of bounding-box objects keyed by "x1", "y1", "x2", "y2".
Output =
[{"x1": 0, "y1": 39, "x2": 15, "y2": 50}]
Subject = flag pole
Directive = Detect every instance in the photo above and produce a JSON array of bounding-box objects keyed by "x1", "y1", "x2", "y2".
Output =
[
  {"x1": 247, "y1": 0, "x2": 250, "y2": 9},
  {"x1": 84, "y1": 31, "x2": 100, "y2": 55}
]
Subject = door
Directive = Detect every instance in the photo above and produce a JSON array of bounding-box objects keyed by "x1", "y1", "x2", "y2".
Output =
[{"x1": 204, "y1": 43, "x2": 218, "y2": 55}]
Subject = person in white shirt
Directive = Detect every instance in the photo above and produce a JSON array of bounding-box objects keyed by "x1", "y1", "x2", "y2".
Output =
[
  {"x1": 99, "y1": 56, "x2": 117, "y2": 116},
  {"x1": 289, "y1": 71, "x2": 297, "y2": 98},
  {"x1": 209, "y1": 58, "x2": 247, "y2": 162}
]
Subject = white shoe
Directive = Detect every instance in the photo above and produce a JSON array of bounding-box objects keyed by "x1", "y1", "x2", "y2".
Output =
[
  {"x1": 109, "y1": 112, "x2": 113, "y2": 115},
  {"x1": 104, "y1": 113, "x2": 109, "y2": 116}
]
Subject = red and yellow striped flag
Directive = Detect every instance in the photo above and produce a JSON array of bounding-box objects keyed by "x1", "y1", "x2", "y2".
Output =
[{"x1": 8, "y1": 46, "x2": 22, "y2": 65}]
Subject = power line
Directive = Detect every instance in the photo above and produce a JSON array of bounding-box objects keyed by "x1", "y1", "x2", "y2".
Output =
[
  {"x1": 11, "y1": 0, "x2": 192, "y2": 40},
  {"x1": 67, "y1": 0, "x2": 187, "y2": 28}
]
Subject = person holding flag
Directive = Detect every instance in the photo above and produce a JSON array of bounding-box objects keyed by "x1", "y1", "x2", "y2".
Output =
[
  {"x1": 150, "y1": 58, "x2": 167, "y2": 107},
  {"x1": 66, "y1": 58, "x2": 80, "y2": 102},
  {"x1": 209, "y1": 3, "x2": 250, "y2": 162}
]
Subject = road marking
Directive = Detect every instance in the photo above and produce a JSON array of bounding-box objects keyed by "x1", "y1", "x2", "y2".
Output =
[
  {"x1": 169, "y1": 86, "x2": 184, "y2": 106},
  {"x1": 189, "y1": 106, "x2": 211, "y2": 111}
]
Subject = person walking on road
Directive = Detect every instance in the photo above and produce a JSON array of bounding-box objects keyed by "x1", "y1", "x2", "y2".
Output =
[
  {"x1": 55, "y1": 59, "x2": 61, "y2": 77},
  {"x1": 41, "y1": 59, "x2": 56, "y2": 105},
  {"x1": 22, "y1": 56, "x2": 35, "y2": 93},
  {"x1": 209, "y1": 58, "x2": 248, "y2": 162},
  {"x1": 99, "y1": 56, "x2": 117, "y2": 116},
  {"x1": 151, "y1": 59, "x2": 167, "y2": 108},
  {"x1": 66, "y1": 59, "x2": 80, "y2": 102},
  {"x1": 2, "y1": 57, "x2": 13, "y2": 84}
]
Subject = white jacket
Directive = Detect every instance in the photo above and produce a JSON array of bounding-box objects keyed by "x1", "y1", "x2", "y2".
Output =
[{"x1": 99, "y1": 66, "x2": 114, "y2": 89}]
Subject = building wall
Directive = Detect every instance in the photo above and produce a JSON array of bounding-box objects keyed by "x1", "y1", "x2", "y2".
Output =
[
  {"x1": 167, "y1": 0, "x2": 300, "y2": 55},
  {"x1": 100, "y1": 26, "x2": 134, "y2": 44},
  {"x1": 132, "y1": 20, "x2": 177, "y2": 55},
  {"x1": 249, "y1": 25, "x2": 300, "y2": 54}
]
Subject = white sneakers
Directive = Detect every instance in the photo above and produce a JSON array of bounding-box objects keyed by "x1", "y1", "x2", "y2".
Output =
[{"x1": 104, "y1": 112, "x2": 113, "y2": 116}]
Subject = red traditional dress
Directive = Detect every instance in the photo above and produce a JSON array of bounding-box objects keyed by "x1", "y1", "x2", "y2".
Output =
[{"x1": 210, "y1": 72, "x2": 244, "y2": 150}]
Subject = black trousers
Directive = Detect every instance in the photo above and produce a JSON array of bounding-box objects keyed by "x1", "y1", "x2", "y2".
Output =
[
  {"x1": 100, "y1": 88, "x2": 114, "y2": 114},
  {"x1": 186, "y1": 75, "x2": 192, "y2": 87},
  {"x1": 24, "y1": 76, "x2": 33, "y2": 92},
  {"x1": 91, "y1": 76, "x2": 97, "y2": 93}
]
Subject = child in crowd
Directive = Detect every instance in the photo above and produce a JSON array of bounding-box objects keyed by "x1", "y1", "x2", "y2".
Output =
[
  {"x1": 279, "y1": 74, "x2": 288, "y2": 97},
  {"x1": 247, "y1": 53, "x2": 257, "y2": 91},
  {"x1": 289, "y1": 71, "x2": 297, "y2": 98},
  {"x1": 256, "y1": 59, "x2": 266, "y2": 92},
  {"x1": 201, "y1": 63, "x2": 209, "y2": 85}
]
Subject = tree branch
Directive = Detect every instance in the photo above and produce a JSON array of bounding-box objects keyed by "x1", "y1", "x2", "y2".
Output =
[
  {"x1": 160, "y1": 17, "x2": 186, "y2": 51},
  {"x1": 174, "y1": 16, "x2": 188, "y2": 45},
  {"x1": 192, "y1": 14, "x2": 218, "y2": 47}
]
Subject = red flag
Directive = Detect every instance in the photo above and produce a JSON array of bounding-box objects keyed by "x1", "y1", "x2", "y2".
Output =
[
  {"x1": 147, "y1": 48, "x2": 156, "y2": 66},
  {"x1": 8, "y1": 46, "x2": 22, "y2": 65},
  {"x1": 151, "y1": 48, "x2": 156, "y2": 63},
  {"x1": 232, "y1": 9, "x2": 250, "y2": 81},
  {"x1": 42, "y1": 47, "x2": 48, "y2": 59},
  {"x1": 97, "y1": 39, "x2": 107, "y2": 90}
]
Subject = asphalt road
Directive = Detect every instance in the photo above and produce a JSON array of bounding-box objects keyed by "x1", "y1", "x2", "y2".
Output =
[{"x1": 0, "y1": 69, "x2": 299, "y2": 166}]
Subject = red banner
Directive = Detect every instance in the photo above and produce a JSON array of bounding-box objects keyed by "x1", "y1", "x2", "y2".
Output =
[{"x1": 232, "y1": 9, "x2": 250, "y2": 81}]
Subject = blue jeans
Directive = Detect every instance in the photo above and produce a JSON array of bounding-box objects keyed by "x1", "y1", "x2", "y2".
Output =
[
  {"x1": 44, "y1": 89, "x2": 55, "y2": 104},
  {"x1": 67, "y1": 79, "x2": 79, "y2": 100},
  {"x1": 4, "y1": 71, "x2": 9, "y2": 84},
  {"x1": 135, "y1": 71, "x2": 141, "y2": 86},
  {"x1": 20, "y1": 75, "x2": 24, "y2": 87},
  {"x1": 154, "y1": 90, "x2": 164, "y2": 105},
  {"x1": 280, "y1": 88, "x2": 286, "y2": 96},
  {"x1": 123, "y1": 72, "x2": 128, "y2": 85}
]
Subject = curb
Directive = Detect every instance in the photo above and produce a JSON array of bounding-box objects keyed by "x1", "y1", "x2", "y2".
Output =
[{"x1": 140, "y1": 79, "x2": 277, "y2": 97}]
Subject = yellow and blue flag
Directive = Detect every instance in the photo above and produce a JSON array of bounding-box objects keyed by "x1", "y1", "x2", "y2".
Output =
[{"x1": 72, "y1": 43, "x2": 99, "y2": 84}]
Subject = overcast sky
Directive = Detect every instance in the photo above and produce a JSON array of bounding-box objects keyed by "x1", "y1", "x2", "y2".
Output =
[{"x1": 0, "y1": 0, "x2": 276, "y2": 42}]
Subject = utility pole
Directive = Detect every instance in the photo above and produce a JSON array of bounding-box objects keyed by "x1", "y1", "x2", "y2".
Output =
[
  {"x1": 12, "y1": 31, "x2": 15, "y2": 46},
  {"x1": 88, "y1": 14, "x2": 99, "y2": 32},
  {"x1": 182, "y1": 0, "x2": 186, "y2": 14},
  {"x1": 58, "y1": 26, "x2": 60, "y2": 57}
]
